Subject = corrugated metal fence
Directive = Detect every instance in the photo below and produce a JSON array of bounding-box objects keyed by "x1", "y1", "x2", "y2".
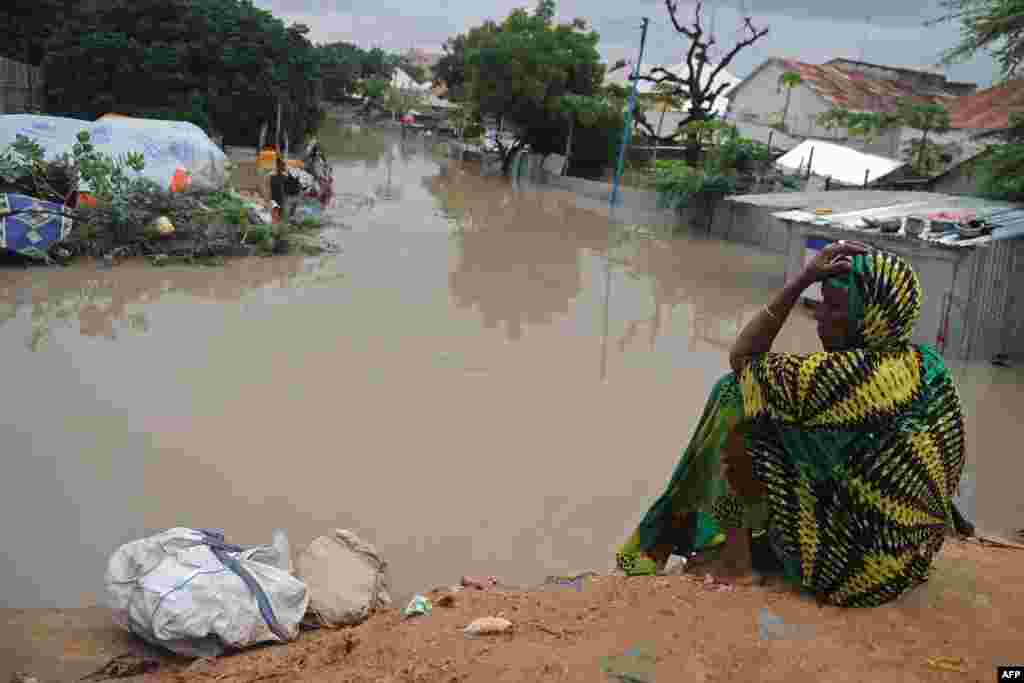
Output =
[
  {"x1": 960, "y1": 210, "x2": 1024, "y2": 362},
  {"x1": 0, "y1": 56, "x2": 44, "y2": 114}
]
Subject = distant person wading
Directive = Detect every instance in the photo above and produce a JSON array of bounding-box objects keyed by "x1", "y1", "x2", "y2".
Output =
[{"x1": 270, "y1": 157, "x2": 301, "y2": 223}]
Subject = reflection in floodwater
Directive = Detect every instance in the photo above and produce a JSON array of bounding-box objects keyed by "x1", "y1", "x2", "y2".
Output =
[
  {"x1": 0, "y1": 256, "x2": 343, "y2": 352},
  {"x1": 436, "y1": 165, "x2": 610, "y2": 342},
  {"x1": 0, "y1": 123, "x2": 1020, "y2": 611}
]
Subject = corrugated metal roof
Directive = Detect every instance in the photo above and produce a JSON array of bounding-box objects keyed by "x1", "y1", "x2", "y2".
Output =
[
  {"x1": 768, "y1": 194, "x2": 1022, "y2": 248},
  {"x1": 775, "y1": 140, "x2": 906, "y2": 185},
  {"x1": 777, "y1": 58, "x2": 958, "y2": 113},
  {"x1": 948, "y1": 78, "x2": 1024, "y2": 130},
  {"x1": 726, "y1": 189, "x2": 944, "y2": 211}
]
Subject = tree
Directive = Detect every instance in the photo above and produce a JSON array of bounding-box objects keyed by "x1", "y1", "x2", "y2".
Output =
[
  {"x1": 898, "y1": 100, "x2": 952, "y2": 174},
  {"x1": 557, "y1": 91, "x2": 629, "y2": 172},
  {"x1": 632, "y1": 0, "x2": 769, "y2": 164},
  {"x1": 359, "y1": 78, "x2": 390, "y2": 106},
  {"x1": 43, "y1": 0, "x2": 329, "y2": 147},
  {"x1": 976, "y1": 112, "x2": 1024, "y2": 199},
  {"x1": 929, "y1": 0, "x2": 1024, "y2": 80},
  {"x1": 776, "y1": 70, "x2": 803, "y2": 133},
  {"x1": 642, "y1": 82, "x2": 688, "y2": 164},
  {"x1": 815, "y1": 107, "x2": 850, "y2": 139},
  {"x1": 385, "y1": 85, "x2": 426, "y2": 120},
  {"x1": 434, "y1": 34, "x2": 471, "y2": 101},
  {"x1": 459, "y1": 0, "x2": 606, "y2": 174}
]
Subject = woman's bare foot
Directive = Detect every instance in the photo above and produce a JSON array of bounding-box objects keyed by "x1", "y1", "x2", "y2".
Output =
[{"x1": 701, "y1": 529, "x2": 757, "y2": 585}]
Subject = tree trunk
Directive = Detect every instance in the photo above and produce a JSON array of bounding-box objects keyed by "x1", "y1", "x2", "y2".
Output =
[
  {"x1": 276, "y1": 98, "x2": 283, "y2": 150},
  {"x1": 564, "y1": 117, "x2": 574, "y2": 173},
  {"x1": 652, "y1": 106, "x2": 668, "y2": 165},
  {"x1": 781, "y1": 88, "x2": 792, "y2": 132},
  {"x1": 917, "y1": 129, "x2": 930, "y2": 175}
]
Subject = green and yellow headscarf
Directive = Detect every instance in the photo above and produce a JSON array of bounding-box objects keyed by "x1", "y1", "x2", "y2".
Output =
[{"x1": 823, "y1": 250, "x2": 924, "y2": 351}]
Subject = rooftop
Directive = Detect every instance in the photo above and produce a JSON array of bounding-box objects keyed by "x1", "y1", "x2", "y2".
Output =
[
  {"x1": 728, "y1": 190, "x2": 1022, "y2": 248},
  {"x1": 948, "y1": 78, "x2": 1024, "y2": 130},
  {"x1": 770, "y1": 58, "x2": 963, "y2": 113},
  {"x1": 774, "y1": 139, "x2": 906, "y2": 186}
]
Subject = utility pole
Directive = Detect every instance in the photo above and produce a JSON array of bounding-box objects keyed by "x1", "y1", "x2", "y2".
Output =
[
  {"x1": 610, "y1": 17, "x2": 650, "y2": 208},
  {"x1": 603, "y1": 16, "x2": 649, "y2": 383}
]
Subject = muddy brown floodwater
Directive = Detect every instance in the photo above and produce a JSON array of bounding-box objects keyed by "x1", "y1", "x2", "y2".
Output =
[{"x1": 0, "y1": 125, "x2": 1019, "y2": 612}]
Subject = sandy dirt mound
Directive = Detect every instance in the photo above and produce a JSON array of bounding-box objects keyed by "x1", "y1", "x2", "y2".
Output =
[{"x1": 4, "y1": 538, "x2": 1022, "y2": 683}]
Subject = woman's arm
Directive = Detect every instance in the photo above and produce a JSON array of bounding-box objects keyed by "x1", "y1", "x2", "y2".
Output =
[
  {"x1": 728, "y1": 240, "x2": 871, "y2": 373},
  {"x1": 728, "y1": 271, "x2": 816, "y2": 373}
]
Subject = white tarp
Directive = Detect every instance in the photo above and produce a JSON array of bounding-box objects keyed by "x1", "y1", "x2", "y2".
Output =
[
  {"x1": 775, "y1": 139, "x2": 906, "y2": 186},
  {"x1": 0, "y1": 114, "x2": 228, "y2": 192}
]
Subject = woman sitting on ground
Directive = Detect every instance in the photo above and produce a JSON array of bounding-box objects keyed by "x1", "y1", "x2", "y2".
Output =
[{"x1": 616, "y1": 241, "x2": 969, "y2": 607}]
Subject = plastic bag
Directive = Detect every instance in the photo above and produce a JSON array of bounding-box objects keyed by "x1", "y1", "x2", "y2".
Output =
[{"x1": 105, "y1": 527, "x2": 308, "y2": 658}]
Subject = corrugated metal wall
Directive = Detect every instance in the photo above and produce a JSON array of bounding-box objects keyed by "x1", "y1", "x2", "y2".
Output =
[
  {"x1": 0, "y1": 56, "x2": 44, "y2": 114},
  {"x1": 960, "y1": 238, "x2": 1024, "y2": 361}
]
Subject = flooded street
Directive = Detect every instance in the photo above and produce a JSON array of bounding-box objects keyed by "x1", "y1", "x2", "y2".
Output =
[{"x1": 0, "y1": 124, "x2": 1020, "y2": 609}]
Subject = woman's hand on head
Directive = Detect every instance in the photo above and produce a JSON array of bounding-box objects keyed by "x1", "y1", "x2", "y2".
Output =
[{"x1": 803, "y1": 240, "x2": 871, "y2": 283}]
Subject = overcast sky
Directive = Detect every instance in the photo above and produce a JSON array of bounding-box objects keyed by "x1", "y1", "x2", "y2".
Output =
[{"x1": 262, "y1": 0, "x2": 1000, "y2": 88}]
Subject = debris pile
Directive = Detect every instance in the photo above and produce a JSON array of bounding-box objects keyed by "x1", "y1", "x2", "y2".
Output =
[{"x1": 0, "y1": 114, "x2": 335, "y2": 266}]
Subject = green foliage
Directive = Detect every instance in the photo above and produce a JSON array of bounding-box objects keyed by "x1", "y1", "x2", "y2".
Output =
[
  {"x1": 202, "y1": 189, "x2": 251, "y2": 225},
  {"x1": 931, "y1": 0, "x2": 1024, "y2": 79},
  {"x1": 361, "y1": 78, "x2": 389, "y2": 101},
  {"x1": 319, "y1": 42, "x2": 398, "y2": 101},
  {"x1": 776, "y1": 70, "x2": 803, "y2": 131},
  {"x1": 898, "y1": 101, "x2": 952, "y2": 134},
  {"x1": 0, "y1": 130, "x2": 152, "y2": 217},
  {"x1": 976, "y1": 143, "x2": 1024, "y2": 200},
  {"x1": 647, "y1": 124, "x2": 769, "y2": 208},
  {"x1": 652, "y1": 160, "x2": 737, "y2": 210},
  {"x1": 817, "y1": 107, "x2": 901, "y2": 142},
  {"x1": 898, "y1": 100, "x2": 952, "y2": 175},
  {"x1": 43, "y1": 0, "x2": 327, "y2": 146},
  {"x1": 435, "y1": 34, "x2": 472, "y2": 101},
  {"x1": 386, "y1": 87, "x2": 427, "y2": 117},
  {"x1": 446, "y1": 0, "x2": 606, "y2": 168}
]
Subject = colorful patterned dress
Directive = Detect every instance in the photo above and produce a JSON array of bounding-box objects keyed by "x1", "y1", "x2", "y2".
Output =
[{"x1": 617, "y1": 250, "x2": 967, "y2": 607}]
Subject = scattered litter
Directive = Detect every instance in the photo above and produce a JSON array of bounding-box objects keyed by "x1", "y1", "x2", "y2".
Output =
[
  {"x1": 105, "y1": 528, "x2": 308, "y2": 658},
  {"x1": 152, "y1": 216, "x2": 175, "y2": 236},
  {"x1": 186, "y1": 658, "x2": 218, "y2": 675},
  {"x1": 81, "y1": 654, "x2": 161, "y2": 681},
  {"x1": 702, "y1": 574, "x2": 735, "y2": 592},
  {"x1": 403, "y1": 595, "x2": 433, "y2": 619},
  {"x1": 10, "y1": 674, "x2": 40, "y2": 683},
  {"x1": 461, "y1": 575, "x2": 498, "y2": 591},
  {"x1": 974, "y1": 535, "x2": 1024, "y2": 551},
  {"x1": 600, "y1": 646, "x2": 658, "y2": 683},
  {"x1": 658, "y1": 555, "x2": 687, "y2": 576},
  {"x1": 464, "y1": 616, "x2": 514, "y2": 637},
  {"x1": 295, "y1": 529, "x2": 392, "y2": 628},
  {"x1": 436, "y1": 593, "x2": 457, "y2": 608},
  {"x1": 926, "y1": 656, "x2": 968, "y2": 673}
]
